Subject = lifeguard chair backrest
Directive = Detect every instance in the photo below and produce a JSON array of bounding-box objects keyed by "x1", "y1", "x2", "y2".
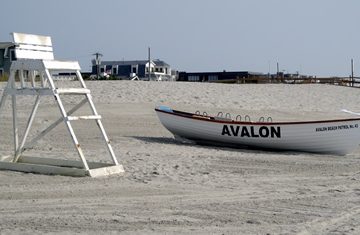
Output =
[{"x1": 12, "y1": 32, "x2": 54, "y2": 60}]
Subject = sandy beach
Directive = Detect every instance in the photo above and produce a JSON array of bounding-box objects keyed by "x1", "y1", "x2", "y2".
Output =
[{"x1": 1, "y1": 81, "x2": 360, "y2": 234}]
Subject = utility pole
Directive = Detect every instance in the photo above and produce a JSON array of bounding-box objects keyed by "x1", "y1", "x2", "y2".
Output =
[
  {"x1": 268, "y1": 60, "x2": 271, "y2": 82},
  {"x1": 351, "y1": 59, "x2": 354, "y2": 87},
  {"x1": 148, "y1": 47, "x2": 151, "y2": 81},
  {"x1": 93, "y1": 52, "x2": 103, "y2": 79}
]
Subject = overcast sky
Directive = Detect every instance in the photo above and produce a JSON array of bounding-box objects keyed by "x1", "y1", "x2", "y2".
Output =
[{"x1": 1, "y1": 0, "x2": 359, "y2": 77}]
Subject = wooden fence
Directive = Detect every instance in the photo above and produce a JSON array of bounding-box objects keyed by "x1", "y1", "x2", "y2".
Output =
[{"x1": 211, "y1": 76, "x2": 360, "y2": 87}]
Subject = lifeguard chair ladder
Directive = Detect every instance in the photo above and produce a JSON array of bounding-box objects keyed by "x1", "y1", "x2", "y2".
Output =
[{"x1": 0, "y1": 32, "x2": 124, "y2": 177}]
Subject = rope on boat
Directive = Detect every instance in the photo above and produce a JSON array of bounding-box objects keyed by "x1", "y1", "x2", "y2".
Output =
[
  {"x1": 199, "y1": 110, "x2": 273, "y2": 123},
  {"x1": 195, "y1": 110, "x2": 208, "y2": 117},
  {"x1": 259, "y1": 116, "x2": 273, "y2": 122}
]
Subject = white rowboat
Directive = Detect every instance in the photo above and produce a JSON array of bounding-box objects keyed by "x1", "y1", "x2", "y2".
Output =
[{"x1": 155, "y1": 106, "x2": 360, "y2": 155}]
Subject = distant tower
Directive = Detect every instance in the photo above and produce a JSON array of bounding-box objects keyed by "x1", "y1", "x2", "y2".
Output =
[{"x1": 93, "y1": 52, "x2": 103, "y2": 79}]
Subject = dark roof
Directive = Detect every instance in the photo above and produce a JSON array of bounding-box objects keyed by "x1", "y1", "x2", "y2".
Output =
[
  {"x1": 0, "y1": 42, "x2": 15, "y2": 49},
  {"x1": 152, "y1": 59, "x2": 170, "y2": 67},
  {"x1": 180, "y1": 71, "x2": 264, "y2": 76},
  {"x1": 100, "y1": 59, "x2": 169, "y2": 67},
  {"x1": 100, "y1": 60, "x2": 148, "y2": 66}
]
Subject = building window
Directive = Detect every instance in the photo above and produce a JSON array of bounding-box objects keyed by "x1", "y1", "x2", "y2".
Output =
[
  {"x1": 100, "y1": 67, "x2": 105, "y2": 73},
  {"x1": 0, "y1": 69, "x2": 3, "y2": 77},
  {"x1": 112, "y1": 67, "x2": 117, "y2": 75},
  {"x1": 188, "y1": 75, "x2": 200, "y2": 82},
  {"x1": 208, "y1": 75, "x2": 218, "y2": 81},
  {"x1": 132, "y1": 66, "x2": 137, "y2": 73},
  {"x1": 10, "y1": 49, "x2": 16, "y2": 61}
]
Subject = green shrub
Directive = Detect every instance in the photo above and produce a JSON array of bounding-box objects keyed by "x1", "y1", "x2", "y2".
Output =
[{"x1": 0, "y1": 74, "x2": 8, "y2": 82}]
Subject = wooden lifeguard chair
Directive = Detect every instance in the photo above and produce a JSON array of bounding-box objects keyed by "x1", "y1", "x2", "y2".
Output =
[{"x1": 0, "y1": 32, "x2": 124, "y2": 177}]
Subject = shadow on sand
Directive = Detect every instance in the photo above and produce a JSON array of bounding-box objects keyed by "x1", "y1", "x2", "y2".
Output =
[
  {"x1": 128, "y1": 136, "x2": 316, "y2": 157},
  {"x1": 130, "y1": 136, "x2": 180, "y2": 145}
]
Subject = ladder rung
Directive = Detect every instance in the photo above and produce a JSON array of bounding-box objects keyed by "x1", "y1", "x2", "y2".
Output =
[
  {"x1": 67, "y1": 115, "x2": 101, "y2": 121},
  {"x1": 56, "y1": 88, "x2": 90, "y2": 95}
]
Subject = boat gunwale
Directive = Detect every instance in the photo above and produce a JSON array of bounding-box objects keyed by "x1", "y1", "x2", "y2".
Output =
[{"x1": 155, "y1": 108, "x2": 360, "y2": 126}]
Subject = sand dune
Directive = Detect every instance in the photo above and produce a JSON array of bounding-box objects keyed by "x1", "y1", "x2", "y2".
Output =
[{"x1": 1, "y1": 81, "x2": 360, "y2": 234}]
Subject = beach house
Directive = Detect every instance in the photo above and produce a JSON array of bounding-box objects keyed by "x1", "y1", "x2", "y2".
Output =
[
  {"x1": 178, "y1": 71, "x2": 267, "y2": 83},
  {"x1": 92, "y1": 59, "x2": 174, "y2": 81},
  {"x1": 0, "y1": 42, "x2": 15, "y2": 77}
]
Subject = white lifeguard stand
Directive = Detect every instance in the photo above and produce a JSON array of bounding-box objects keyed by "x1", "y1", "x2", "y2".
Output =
[{"x1": 0, "y1": 33, "x2": 124, "y2": 177}]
